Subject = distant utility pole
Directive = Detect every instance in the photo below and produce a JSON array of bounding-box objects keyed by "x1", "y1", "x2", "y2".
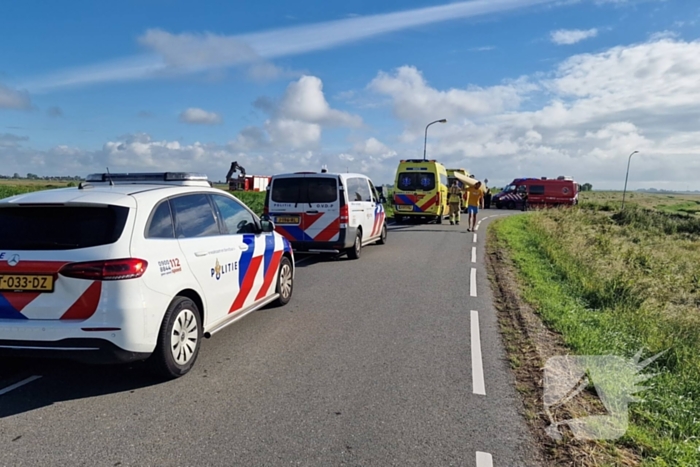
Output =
[{"x1": 621, "y1": 150, "x2": 639, "y2": 210}]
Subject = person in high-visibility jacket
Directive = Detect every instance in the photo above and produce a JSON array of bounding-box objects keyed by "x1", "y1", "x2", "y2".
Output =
[{"x1": 447, "y1": 180, "x2": 463, "y2": 225}]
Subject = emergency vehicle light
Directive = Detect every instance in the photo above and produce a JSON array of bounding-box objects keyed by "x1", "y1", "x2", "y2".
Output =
[{"x1": 86, "y1": 172, "x2": 208, "y2": 182}]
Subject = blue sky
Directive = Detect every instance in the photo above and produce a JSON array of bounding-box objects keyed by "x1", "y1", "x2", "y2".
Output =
[{"x1": 1, "y1": 0, "x2": 700, "y2": 189}]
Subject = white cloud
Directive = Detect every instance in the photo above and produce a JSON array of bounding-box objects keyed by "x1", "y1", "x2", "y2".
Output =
[
  {"x1": 278, "y1": 76, "x2": 362, "y2": 127},
  {"x1": 368, "y1": 65, "x2": 532, "y2": 124},
  {"x1": 0, "y1": 84, "x2": 32, "y2": 110},
  {"x1": 21, "y1": 0, "x2": 561, "y2": 92},
  {"x1": 364, "y1": 38, "x2": 700, "y2": 189},
  {"x1": 550, "y1": 28, "x2": 598, "y2": 45},
  {"x1": 229, "y1": 75, "x2": 362, "y2": 150},
  {"x1": 179, "y1": 107, "x2": 223, "y2": 125}
]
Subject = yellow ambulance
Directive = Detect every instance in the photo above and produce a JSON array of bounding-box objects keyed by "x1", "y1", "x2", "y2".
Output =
[{"x1": 392, "y1": 159, "x2": 449, "y2": 224}]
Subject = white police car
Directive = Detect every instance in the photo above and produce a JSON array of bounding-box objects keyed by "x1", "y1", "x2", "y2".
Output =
[{"x1": 0, "y1": 172, "x2": 294, "y2": 378}]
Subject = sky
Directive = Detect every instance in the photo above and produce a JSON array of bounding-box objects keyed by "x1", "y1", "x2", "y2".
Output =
[{"x1": 1, "y1": 0, "x2": 700, "y2": 190}]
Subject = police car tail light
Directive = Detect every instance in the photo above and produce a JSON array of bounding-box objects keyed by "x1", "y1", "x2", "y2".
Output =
[{"x1": 59, "y1": 258, "x2": 148, "y2": 281}]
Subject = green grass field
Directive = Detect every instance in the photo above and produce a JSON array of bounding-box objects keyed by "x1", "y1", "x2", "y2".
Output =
[{"x1": 492, "y1": 196, "x2": 700, "y2": 465}]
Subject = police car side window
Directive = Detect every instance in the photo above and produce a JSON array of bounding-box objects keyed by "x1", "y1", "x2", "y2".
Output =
[
  {"x1": 170, "y1": 194, "x2": 221, "y2": 238},
  {"x1": 146, "y1": 200, "x2": 175, "y2": 238},
  {"x1": 212, "y1": 195, "x2": 257, "y2": 235}
]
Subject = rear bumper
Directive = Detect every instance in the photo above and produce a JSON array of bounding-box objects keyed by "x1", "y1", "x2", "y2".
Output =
[
  {"x1": 0, "y1": 338, "x2": 150, "y2": 364},
  {"x1": 289, "y1": 226, "x2": 357, "y2": 253}
]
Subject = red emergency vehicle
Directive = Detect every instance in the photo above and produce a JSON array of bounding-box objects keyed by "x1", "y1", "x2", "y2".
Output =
[{"x1": 492, "y1": 176, "x2": 579, "y2": 210}]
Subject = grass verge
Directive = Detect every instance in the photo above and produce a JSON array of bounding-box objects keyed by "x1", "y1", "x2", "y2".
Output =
[{"x1": 489, "y1": 209, "x2": 700, "y2": 466}]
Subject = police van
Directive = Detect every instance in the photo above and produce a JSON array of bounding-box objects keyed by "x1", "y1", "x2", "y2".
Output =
[
  {"x1": 0, "y1": 172, "x2": 295, "y2": 379},
  {"x1": 393, "y1": 159, "x2": 449, "y2": 223},
  {"x1": 264, "y1": 169, "x2": 387, "y2": 259}
]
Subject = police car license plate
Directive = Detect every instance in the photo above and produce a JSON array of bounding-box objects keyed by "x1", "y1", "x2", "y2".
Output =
[
  {"x1": 0, "y1": 274, "x2": 54, "y2": 293},
  {"x1": 275, "y1": 216, "x2": 300, "y2": 224}
]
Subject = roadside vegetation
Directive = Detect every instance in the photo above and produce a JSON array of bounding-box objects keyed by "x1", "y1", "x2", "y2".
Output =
[{"x1": 490, "y1": 193, "x2": 700, "y2": 466}]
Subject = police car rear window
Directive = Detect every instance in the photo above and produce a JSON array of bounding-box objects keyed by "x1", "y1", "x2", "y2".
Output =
[
  {"x1": 397, "y1": 172, "x2": 435, "y2": 191},
  {"x1": 271, "y1": 177, "x2": 337, "y2": 204},
  {"x1": 0, "y1": 205, "x2": 129, "y2": 250}
]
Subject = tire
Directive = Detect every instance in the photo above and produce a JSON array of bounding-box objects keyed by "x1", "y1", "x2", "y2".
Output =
[
  {"x1": 273, "y1": 256, "x2": 293, "y2": 306},
  {"x1": 507, "y1": 201, "x2": 515, "y2": 210},
  {"x1": 436, "y1": 213, "x2": 443, "y2": 224},
  {"x1": 377, "y1": 223, "x2": 387, "y2": 245},
  {"x1": 150, "y1": 297, "x2": 202, "y2": 379},
  {"x1": 347, "y1": 230, "x2": 362, "y2": 259}
]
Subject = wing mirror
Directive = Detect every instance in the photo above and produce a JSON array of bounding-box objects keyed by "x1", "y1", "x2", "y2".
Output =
[{"x1": 260, "y1": 215, "x2": 275, "y2": 233}]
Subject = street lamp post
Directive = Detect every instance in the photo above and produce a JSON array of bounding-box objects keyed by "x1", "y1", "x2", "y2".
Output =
[
  {"x1": 423, "y1": 119, "x2": 447, "y2": 161},
  {"x1": 621, "y1": 150, "x2": 639, "y2": 210}
]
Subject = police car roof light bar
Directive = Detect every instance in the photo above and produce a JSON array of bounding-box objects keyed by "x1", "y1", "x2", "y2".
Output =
[{"x1": 86, "y1": 172, "x2": 209, "y2": 182}]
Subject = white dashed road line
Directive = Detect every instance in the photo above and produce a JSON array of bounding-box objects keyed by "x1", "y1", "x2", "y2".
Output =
[
  {"x1": 470, "y1": 268, "x2": 477, "y2": 297},
  {"x1": 476, "y1": 451, "x2": 494, "y2": 466},
  {"x1": 0, "y1": 375, "x2": 42, "y2": 396},
  {"x1": 473, "y1": 233, "x2": 478, "y2": 244},
  {"x1": 471, "y1": 247, "x2": 476, "y2": 263},
  {"x1": 471, "y1": 310, "x2": 485, "y2": 396}
]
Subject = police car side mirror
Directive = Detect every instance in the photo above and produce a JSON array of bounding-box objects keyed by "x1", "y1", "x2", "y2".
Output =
[{"x1": 260, "y1": 215, "x2": 275, "y2": 233}]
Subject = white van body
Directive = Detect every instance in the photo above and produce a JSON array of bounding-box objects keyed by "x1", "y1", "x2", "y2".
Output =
[{"x1": 264, "y1": 171, "x2": 387, "y2": 259}]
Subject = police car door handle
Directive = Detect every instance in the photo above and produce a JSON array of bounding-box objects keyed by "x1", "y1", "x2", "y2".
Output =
[
  {"x1": 306, "y1": 210, "x2": 319, "y2": 214},
  {"x1": 239, "y1": 244, "x2": 249, "y2": 251},
  {"x1": 195, "y1": 251, "x2": 208, "y2": 257}
]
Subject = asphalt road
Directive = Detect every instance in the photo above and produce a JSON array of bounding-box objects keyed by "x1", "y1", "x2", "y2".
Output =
[{"x1": 0, "y1": 209, "x2": 539, "y2": 467}]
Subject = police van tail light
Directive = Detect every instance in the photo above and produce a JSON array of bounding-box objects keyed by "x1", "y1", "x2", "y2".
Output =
[
  {"x1": 340, "y1": 205, "x2": 349, "y2": 222},
  {"x1": 59, "y1": 258, "x2": 148, "y2": 281}
]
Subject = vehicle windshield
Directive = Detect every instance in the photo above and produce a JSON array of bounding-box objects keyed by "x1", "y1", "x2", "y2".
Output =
[
  {"x1": 503, "y1": 184, "x2": 516, "y2": 192},
  {"x1": 271, "y1": 177, "x2": 337, "y2": 204},
  {"x1": 0, "y1": 205, "x2": 129, "y2": 250},
  {"x1": 397, "y1": 172, "x2": 435, "y2": 191}
]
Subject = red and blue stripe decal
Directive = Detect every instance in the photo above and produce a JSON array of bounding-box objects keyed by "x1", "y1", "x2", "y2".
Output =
[
  {"x1": 256, "y1": 234, "x2": 283, "y2": 301},
  {"x1": 0, "y1": 293, "x2": 30, "y2": 320}
]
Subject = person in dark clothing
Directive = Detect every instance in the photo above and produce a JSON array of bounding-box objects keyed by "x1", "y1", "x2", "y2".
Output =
[{"x1": 484, "y1": 188, "x2": 492, "y2": 209}]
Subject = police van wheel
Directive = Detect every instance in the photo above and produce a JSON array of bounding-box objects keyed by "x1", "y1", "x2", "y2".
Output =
[
  {"x1": 347, "y1": 231, "x2": 362, "y2": 259},
  {"x1": 273, "y1": 256, "x2": 293, "y2": 306},
  {"x1": 150, "y1": 297, "x2": 202, "y2": 380},
  {"x1": 507, "y1": 201, "x2": 515, "y2": 210},
  {"x1": 377, "y1": 223, "x2": 387, "y2": 245}
]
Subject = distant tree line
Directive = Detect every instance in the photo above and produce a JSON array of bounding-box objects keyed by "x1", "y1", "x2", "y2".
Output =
[
  {"x1": 0, "y1": 173, "x2": 83, "y2": 181},
  {"x1": 580, "y1": 183, "x2": 593, "y2": 191}
]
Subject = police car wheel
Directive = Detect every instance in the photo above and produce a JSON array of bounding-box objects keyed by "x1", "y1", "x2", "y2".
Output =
[
  {"x1": 274, "y1": 256, "x2": 294, "y2": 306},
  {"x1": 507, "y1": 201, "x2": 515, "y2": 210},
  {"x1": 377, "y1": 223, "x2": 387, "y2": 245},
  {"x1": 347, "y1": 231, "x2": 362, "y2": 259},
  {"x1": 150, "y1": 297, "x2": 202, "y2": 379}
]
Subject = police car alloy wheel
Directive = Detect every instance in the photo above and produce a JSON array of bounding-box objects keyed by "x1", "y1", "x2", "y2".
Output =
[
  {"x1": 274, "y1": 257, "x2": 293, "y2": 306},
  {"x1": 151, "y1": 296, "x2": 202, "y2": 379}
]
